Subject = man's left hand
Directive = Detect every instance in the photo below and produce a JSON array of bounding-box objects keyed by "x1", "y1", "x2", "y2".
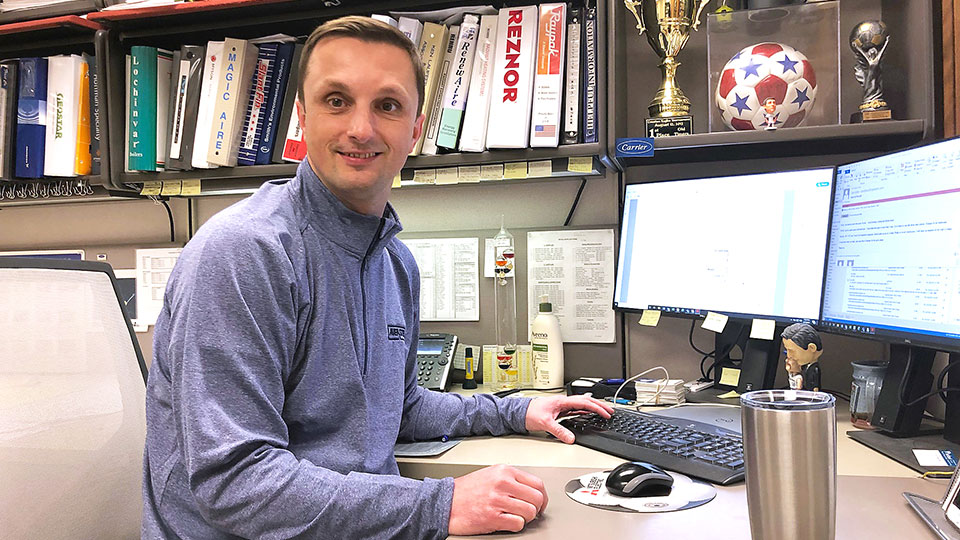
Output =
[{"x1": 524, "y1": 395, "x2": 614, "y2": 444}]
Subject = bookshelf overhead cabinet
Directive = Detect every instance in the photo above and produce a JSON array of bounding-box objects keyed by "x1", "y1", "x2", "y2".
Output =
[
  {"x1": 607, "y1": 0, "x2": 936, "y2": 168},
  {"x1": 88, "y1": 0, "x2": 612, "y2": 195}
]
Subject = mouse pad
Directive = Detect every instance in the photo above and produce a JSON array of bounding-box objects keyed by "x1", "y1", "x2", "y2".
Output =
[{"x1": 564, "y1": 471, "x2": 717, "y2": 512}]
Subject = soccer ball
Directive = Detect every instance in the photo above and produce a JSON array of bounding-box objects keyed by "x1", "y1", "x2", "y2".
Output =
[{"x1": 715, "y1": 42, "x2": 817, "y2": 131}]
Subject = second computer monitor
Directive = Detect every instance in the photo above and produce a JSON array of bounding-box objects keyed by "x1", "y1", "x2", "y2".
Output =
[
  {"x1": 614, "y1": 168, "x2": 835, "y2": 324},
  {"x1": 821, "y1": 137, "x2": 960, "y2": 352}
]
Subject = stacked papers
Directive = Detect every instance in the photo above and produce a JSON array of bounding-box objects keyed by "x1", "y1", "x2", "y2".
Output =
[{"x1": 634, "y1": 378, "x2": 686, "y2": 405}]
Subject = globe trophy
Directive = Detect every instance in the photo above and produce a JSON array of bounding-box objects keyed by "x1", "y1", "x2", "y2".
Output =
[
  {"x1": 624, "y1": 0, "x2": 711, "y2": 137},
  {"x1": 850, "y1": 20, "x2": 892, "y2": 123}
]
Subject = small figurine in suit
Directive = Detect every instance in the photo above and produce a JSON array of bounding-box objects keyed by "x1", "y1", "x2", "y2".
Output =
[{"x1": 782, "y1": 323, "x2": 823, "y2": 392}]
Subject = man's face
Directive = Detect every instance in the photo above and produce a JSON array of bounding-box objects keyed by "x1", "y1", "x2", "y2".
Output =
[
  {"x1": 297, "y1": 37, "x2": 424, "y2": 215},
  {"x1": 783, "y1": 338, "x2": 818, "y2": 369}
]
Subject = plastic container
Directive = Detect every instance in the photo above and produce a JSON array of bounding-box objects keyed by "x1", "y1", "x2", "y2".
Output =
[
  {"x1": 531, "y1": 294, "x2": 564, "y2": 389},
  {"x1": 850, "y1": 360, "x2": 887, "y2": 429}
]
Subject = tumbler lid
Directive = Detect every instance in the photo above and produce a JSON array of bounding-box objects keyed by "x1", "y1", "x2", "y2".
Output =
[{"x1": 740, "y1": 389, "x2": 835, "y2": 411}]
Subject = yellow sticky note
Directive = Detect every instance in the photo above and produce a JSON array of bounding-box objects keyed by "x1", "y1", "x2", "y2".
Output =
[
  {"x1": 458, "y1": 165, "x2": 482, "y2": 183},
  {"x1": 718, "y1": 390, "x2": 741, "y2": 399},
  {"x1": 528, "y1": 160, "x2": 552, "y2": 178},
  {"x1": 750, "y1": 318, "x2": 776, "y2": 340},
  {"x1": 702, "y1": 311, "x2": 729, "y2": 333},
  {"x1": 480, "y1": 164, "x2": 503, "y2": 181},
  {"x1": 719, "y1": 367, "x2": 741, "y2": 387},
  {"x1": 567, "y1": 156, "x2": 594, "y2": 173},
  {"x1": 435, "y1": 167, "x2": 459, "y2": 185},
  {"x1": 392, "y1": 174, "x2": 402, "y2": 188},
  {"x1": 180, "y1": 179, "x2": 201, "y2": 196},
  {"x1": 504, "y1": 162, "x2": 528, "y2": 179},
  {"x1": 160, "y1": 180, "x2": 182, "y2": 196},
  {"x1": 140, "y1": 181, "x2": 162, "y2": 196},
  {"x1": 638, "y1": 309, "x2": 661, "y2": 327},
  {"x1": 412, "y1": 169, "x2": 436, "y2": 184}
]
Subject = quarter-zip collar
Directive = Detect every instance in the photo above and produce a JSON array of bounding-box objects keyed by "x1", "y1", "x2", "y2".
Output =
[{"x1": 294, "y1": 160, "x2": 403, "y2": 256}]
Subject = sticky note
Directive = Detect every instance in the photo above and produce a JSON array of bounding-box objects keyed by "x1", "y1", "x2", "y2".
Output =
[
  {"x1": 392, "y1": 174, "x2": 402, "y2": 188},
  {"x1": 458, "y1": 165, "x2": 482, "y2": 183},
  {"x1": 504, "y1": 162, "x2": 528, "y2": 179},
  {"x1": 718, "y1": 390, "x2": 741, "y2": 399},
  {"x1": 140, "y1": 181, "x2": 162, "y2": 196},
  {"x1": 160, "y1": 180, "x2": 182, "y2": 196},
  {"x1": 702, "y1": 311, "x2": 729, "y2": 333},
  {"x1": 638, "y1": 310, "x2": 661, "y2": 327},
  {"x1": 719, "y1": 367, "x2": 741, "y2": 387},
  {"x1": 180, "y1": 179, "x2": 201, "y2": 196},
  {"x1": 480, "y1": 164, "x2": 503, "y2": 181},
  {"x1": 412, "y1": 169, "x2": 436, "y2": 184},
  {"x1": 750, "y1": 318, "x2": 776, "y2": 340},
  {"x1": 528, "y1": 160, "x2": 552, "y2": 178},
  {"x1": 435, "y1": 167, "x2": 459, "y2": 185},
  {"x1": 567, "y1": 156, "x2": 593, "y2": 173}
]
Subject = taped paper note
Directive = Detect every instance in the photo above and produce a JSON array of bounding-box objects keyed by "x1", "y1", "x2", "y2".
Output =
[
  {"x1": 702, "y1": 311, "x2": 729, "y2": 333},
  {"x1": 402, "y1": 238, "x2": 479, "y2": 321},
  {"x1": 750, "y1": 318, "x2": 776, "y2": 340},
  {"x1": 638, "y1": 310, "x2": 661, "y2": 327}
]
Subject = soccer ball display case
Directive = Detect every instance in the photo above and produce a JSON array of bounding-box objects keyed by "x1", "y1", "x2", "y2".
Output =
[{"x1": 707, "y1": 1, "x2": 839, "y2": 133}]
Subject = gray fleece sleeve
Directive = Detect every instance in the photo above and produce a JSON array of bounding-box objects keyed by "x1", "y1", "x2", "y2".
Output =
[{"x1": 159, "y1": 230, "x2": 454, "y2": 539}]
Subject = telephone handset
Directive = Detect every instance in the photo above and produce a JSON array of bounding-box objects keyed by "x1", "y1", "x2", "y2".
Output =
[{"x1": 416, "y1": 333, "x2": 458, "y2": 391}]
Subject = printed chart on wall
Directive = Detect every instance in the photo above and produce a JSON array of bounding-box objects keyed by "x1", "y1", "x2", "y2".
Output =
[
  {"x1": 135, "y1": 247, "x2": 183, "y2": 326},
  {"x1": 527, "y1": 229, "x2": 615, "y2": 343},
  {"x1": 402, "y1": 238, "x2": 480, "y2": 321}
]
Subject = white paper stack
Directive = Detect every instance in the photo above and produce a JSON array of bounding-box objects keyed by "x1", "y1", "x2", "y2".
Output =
[{"x1": 634, "y1": 378, "x2": 686, "y2": 405}]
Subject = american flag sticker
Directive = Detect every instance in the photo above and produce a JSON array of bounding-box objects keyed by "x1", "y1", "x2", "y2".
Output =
[{"x1": 535, "y1": 124, "x2": 557, "y2": 137}]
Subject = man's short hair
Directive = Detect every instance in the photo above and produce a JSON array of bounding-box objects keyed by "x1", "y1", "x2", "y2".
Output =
[
  {"x1": 781, "y1": 323, "x2": 822, "y2": 351},
  {"x1": 297, "y1": 16, "x2": 426, "y2": 113}
]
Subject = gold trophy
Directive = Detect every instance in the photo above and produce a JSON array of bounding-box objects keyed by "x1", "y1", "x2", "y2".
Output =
[{"x1": 624, "y1": 0, "x2": 710, "y2": 137}]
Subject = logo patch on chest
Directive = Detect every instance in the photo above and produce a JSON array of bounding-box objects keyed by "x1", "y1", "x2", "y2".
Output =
[{"x1": 387, "y1": 325, "x2": 406, "y2": 341}]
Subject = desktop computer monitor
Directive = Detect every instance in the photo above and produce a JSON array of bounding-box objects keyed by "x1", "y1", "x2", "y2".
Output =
[
  {"x1": 614, "y1": 168, "x2": 835, "y2": 391},
  {"x1": 821, "y1": 137, "x2": 960, "y2": 440},
  {"x1": 614, "y1": 168, "x2": 835, "y2": 322}
]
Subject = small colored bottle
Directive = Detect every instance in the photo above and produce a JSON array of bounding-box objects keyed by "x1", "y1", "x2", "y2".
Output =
[{"x1": 462, "y1": 347, "x2": 478, "y2": 390}]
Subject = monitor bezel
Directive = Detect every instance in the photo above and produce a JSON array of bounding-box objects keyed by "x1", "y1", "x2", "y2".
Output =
[
  {"x1": 817, "y1": 136, "x2": 960, "y2": 354},
  {"x1": 612, "y1": 166, "x2": 837, "y2": 327}
]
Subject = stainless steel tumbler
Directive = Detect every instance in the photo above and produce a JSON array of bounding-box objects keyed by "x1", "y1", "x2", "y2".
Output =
[{"x1": 740, "y1": 390, "x2": 837, "y2": 540}]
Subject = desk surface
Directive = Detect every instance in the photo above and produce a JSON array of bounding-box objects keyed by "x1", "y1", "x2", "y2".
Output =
[{"x1": 397, "y1": 389, "x2": 949, "y2": 539}]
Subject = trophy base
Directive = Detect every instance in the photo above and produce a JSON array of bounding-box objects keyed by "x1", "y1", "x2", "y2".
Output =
[
  {"x1": 645, "y1": 116, "x2": 693, "y2": 138},
  {"x1": 850, "y1": 109, "x2": 892, "y2": 123}
]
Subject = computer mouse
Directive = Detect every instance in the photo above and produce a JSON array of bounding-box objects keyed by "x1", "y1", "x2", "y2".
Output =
[{"x1": 605, "y1": 461, "x2": 674, "y2": 498}]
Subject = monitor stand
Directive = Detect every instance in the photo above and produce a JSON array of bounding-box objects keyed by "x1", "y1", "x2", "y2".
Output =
[{"x1": 709, "y1": 320, "x2": 781, "y2": 394}]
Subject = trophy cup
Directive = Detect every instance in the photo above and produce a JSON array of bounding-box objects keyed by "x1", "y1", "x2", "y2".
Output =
[
  {"x1": 850, "y1": 20, "x2": 892, "y2": 123},
  {"x1": 624, "y1": 0, "x2": 711, "y2": 137}
]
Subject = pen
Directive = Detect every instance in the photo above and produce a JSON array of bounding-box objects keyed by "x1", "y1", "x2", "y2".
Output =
[
  {"x1": 602, "y1": 378, "x2": 625, "y2": 385},
  {"x1": 440, "y1": 435, "x2": 449, "y2": 443}
]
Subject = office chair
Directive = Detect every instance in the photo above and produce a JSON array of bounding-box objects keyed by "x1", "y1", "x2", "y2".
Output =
[{"x1": 0, "y1": 258, "x2": 148, "y2": 539}]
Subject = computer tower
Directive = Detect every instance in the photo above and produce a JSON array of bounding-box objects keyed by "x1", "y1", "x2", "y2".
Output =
[{"x1": 871, "y1": 345, "x2": 936, "y2": 436}]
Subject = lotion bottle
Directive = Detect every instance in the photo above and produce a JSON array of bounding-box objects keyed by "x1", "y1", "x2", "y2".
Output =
[{"x1": 531, "y1": 294, "x2": 563, "y2": 389}]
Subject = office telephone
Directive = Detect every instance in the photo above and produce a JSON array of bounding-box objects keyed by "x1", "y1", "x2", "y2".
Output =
[{"x1": 416, "y1": 333, "x2": 457, "y2": 391}]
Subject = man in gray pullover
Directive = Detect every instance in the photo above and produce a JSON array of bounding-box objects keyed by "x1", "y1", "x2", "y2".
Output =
[{"x1": 142, "y1": 16, "x2": 613, "y2": 539}]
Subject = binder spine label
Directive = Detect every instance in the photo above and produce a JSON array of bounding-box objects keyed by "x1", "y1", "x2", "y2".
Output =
[
  {"x1": 582, "y1": 8, "x2": 598, "y2": 144},
  {"x1": 170, "y1": 59, "x2": 190, "y2": 159},
  {"x1": 239, "y1": 44, "x2": 277, "y2": 166},
  {"x1": 563, "y1": 15, "x2": 581, "y2": 144},
  {"x1": 530, "y1": 3, "x2": 566, "y2": 147}
]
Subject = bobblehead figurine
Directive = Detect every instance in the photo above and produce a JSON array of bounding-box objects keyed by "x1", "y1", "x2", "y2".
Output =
[{"x1": 782, "y1": 323, "x2": 823, "y2": 392}]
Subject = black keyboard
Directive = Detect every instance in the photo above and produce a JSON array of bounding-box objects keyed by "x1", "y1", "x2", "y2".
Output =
[{"x1": 559, "y1": 408, "x2": 745, "y2": 485}]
